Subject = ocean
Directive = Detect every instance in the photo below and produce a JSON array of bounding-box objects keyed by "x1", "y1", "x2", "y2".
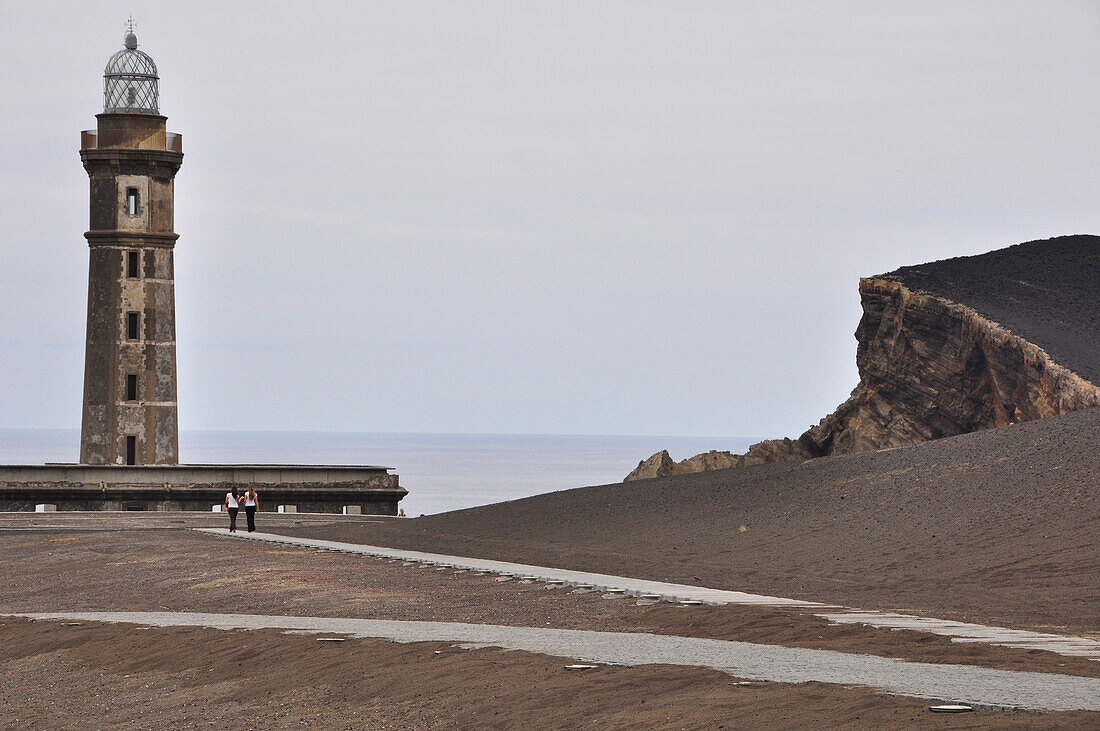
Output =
[{"x1": 0, "y1": 429, "x2": 754, "y2": 516}]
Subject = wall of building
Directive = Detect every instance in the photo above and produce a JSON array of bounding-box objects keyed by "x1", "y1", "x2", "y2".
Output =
[
  {"x1": 79, "y1": 113, "x2": 182, "y2": 465},
  {"x1": 0, "y1": 465, "x2": 406, "y2": 515}
]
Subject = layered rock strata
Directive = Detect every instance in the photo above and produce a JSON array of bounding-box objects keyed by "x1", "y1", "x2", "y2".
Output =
[{"x1": 626, "y1": 277, "x2": 1100, "y2": 481}]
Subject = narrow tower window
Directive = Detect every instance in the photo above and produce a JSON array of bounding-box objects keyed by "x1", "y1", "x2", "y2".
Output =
[
  {"x1": 127, "y1": 250, "x2": 140, "y2": 278},
  {"x1": 126, "y1": 311, "x2": 140, "y2": 340},
  {"x1": 125, "y1": 436, "x2": 137, "y2": 465},
  {"x1": 127, "y1": 188, "x2": 139, "y2": 215},
  {"x1": 126, "y1": 374, "x2": 138, "y2": 401}
]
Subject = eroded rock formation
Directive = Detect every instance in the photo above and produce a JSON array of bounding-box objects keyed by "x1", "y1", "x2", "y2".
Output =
[{"x1": 626, "y1": 276, "x2": 1100, "y2": 481}]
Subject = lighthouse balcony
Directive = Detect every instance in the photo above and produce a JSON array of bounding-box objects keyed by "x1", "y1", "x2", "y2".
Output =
[{"x1": 81, "y1": 129, "x2": 182, "y2": 153}]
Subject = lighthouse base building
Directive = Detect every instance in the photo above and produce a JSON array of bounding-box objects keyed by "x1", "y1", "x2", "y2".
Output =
[{"x1": 0, "y1": 29, "x2": 405, "y2": 514}]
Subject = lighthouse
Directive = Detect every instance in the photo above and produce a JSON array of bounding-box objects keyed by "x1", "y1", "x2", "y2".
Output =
[
  {"x1": 79, "y1": 27, "x2": 183, "y2": 465},
  {"x1": 0, "y1": 25, "x2": 404, "y2": 512}
]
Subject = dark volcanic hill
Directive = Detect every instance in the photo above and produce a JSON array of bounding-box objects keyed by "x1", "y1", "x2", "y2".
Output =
[
  {"x1": 884, "y1": 234, "x2": 1100, "y2": 385},
  {"x1": 277, "y1": 407, "x2": 1100, "y2": 634},
  {"x1": 627, "y1": 234, "x2": 1100, "y2": 480}
]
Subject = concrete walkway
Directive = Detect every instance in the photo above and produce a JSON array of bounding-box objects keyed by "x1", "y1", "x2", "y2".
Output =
[
  {"x1": 196, "y1": 528, "x2": 1100, "y2": 662},
  {"x1": 194, "y1": 529, "x2": 822, "y2": 607},
  {"x1": 11, "y1": 611, "x2": 1100, "y2": 712}
]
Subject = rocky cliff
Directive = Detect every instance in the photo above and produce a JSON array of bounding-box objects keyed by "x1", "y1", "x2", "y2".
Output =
[{"x1": 627, "y1": 236, "x2": 1100, "y2": 481}]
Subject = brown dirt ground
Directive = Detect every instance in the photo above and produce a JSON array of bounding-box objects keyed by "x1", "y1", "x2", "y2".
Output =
[
  {"x1": 3, "y1": 527, "x2": 1099, "y2": 728},
  {"x1": 7, "y1": 618, "x2": 1098, "y2": 730},
  {"x1": 272, "y1": 408, "x2": 1100, "y2": 637},
  {"x1": 1, "y1": 529, "x2": 1098, "y2": 677}
]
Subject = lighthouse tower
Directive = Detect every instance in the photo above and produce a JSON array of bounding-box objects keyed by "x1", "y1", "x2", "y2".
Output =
[{"x1": 79, "y1": 28, "x2": 183, "y2": 465}]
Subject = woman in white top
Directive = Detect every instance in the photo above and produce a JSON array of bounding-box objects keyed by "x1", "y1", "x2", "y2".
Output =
[
  {"x1": 242, "y1": 485, "x2": 259, "y2": 533},
  {"x1": 224, "y1": 487, "x2": 240, "y2": 533}
]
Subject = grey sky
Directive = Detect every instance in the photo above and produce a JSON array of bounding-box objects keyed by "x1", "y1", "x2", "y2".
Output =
[{"x1": 1, "y1": 2, "x2": 1097, "y2": 438}]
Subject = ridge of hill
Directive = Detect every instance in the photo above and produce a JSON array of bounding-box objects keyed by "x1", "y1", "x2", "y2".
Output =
[{"x1": 884, "y1": 234, "x2": 1099, "y2": 385}]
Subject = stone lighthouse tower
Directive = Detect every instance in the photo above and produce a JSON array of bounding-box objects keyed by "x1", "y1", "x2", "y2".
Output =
[{"x1": 79, "y1": 28, "x2": 183, "y2": 465}]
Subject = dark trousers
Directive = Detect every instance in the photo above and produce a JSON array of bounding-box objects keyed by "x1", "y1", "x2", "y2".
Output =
[
  {"x1": 245, "y1": 505, "x2": 257, "y2": 532},
  {"x1": 228, "y1": 507, "x2": 238, "y2": 532}
]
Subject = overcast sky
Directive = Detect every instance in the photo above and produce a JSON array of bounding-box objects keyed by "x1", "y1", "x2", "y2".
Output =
[{"x1": 1, "y1": 2, "x2": 1097, "y2": 439}]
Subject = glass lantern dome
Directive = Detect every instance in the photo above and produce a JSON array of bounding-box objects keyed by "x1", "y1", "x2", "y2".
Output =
[{"x1": 103, "y1": 32, "x2": 160, "y2": 114}]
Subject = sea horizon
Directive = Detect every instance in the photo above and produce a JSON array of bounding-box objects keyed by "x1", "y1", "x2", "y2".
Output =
[{"x1": 0, "y1": 428, "x2": 757, "y2": 516}]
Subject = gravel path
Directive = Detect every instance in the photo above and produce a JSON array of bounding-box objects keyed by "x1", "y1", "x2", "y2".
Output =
[
  {"x1": 200, "y1": 528, "x2": 1100, "y2": 661},
  {"x1": 12, "y1": 611, "x2": 1100, "y2": 712},
  {"x1": 195, "y1": 528, "x2": 821, "y2": 606}
]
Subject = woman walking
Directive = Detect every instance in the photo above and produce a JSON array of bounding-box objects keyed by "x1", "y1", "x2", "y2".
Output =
[
  {"x1": 224, "y1": 487, "x2": 240, "y2": 533},
  {"x1": 243, "y1": 485, "x2": 259, "y2": 533}
]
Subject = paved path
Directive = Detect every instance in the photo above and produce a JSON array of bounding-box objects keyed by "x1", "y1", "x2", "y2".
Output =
[
  {"x1": 11, "y1": 611, "x2": 1100, "y2": 712},
  {"x1": 195, "y1": 529, "x2": 823, "y2": 607},
  {"x1": 198, "y1": 529, "x2": 1100, "y2": 662}
]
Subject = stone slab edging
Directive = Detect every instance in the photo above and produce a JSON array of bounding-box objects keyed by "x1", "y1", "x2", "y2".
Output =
[
  {"x1": 194, "y1": 529, "x2": 1100, "y2": 661},
  {"x1": 818, "y1": 612, "x2": 1100, "y2": 659},
  {"x1": 11, "y1": 610, "x2": 1100, "y2": 712}
]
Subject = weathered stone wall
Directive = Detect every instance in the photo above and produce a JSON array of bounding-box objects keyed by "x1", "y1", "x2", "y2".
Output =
[
  {"x1": 79, "y1": 113, "x2": 182, "y2": 466},
  {"x1": 626, "y1": 278, "x2": 1100, "y2": 480},
  {"x1": 0, "y1": 465, "x2": 406, "y2": 515},
  {"x1": 0, "y1": 485, "x2": 401, "y2": 515}
]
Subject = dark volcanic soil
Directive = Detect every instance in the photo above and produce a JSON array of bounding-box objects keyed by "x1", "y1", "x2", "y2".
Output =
[
  {"x1": 275, "y1": 408, "x2": 1100, "y2": 635},
  {"x1": 883, "y1": 234, "x2": 1100, "y2": 385}
]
